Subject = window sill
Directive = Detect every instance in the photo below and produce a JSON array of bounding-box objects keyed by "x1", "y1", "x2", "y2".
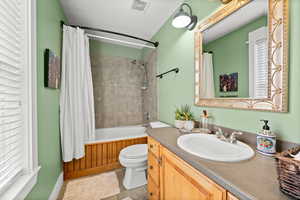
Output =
[{"x1": 0, "y1": 166, "x2": 41, "y2": 200}]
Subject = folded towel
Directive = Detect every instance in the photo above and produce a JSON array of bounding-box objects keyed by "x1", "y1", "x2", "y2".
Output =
[
  {"x1": 122, "y1": 198, "x2": 132, "y2": 200},
  {"x1": 150, "y1": 121, "x2": 171, "y2": 128}
]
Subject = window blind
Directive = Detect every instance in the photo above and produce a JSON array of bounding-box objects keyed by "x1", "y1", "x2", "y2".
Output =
[
  {"x1": 248, "y1": 26, "x2": 268, "y2": 99},
  {"x1": 253, "y1": 38, "x2": 268, "y2": 99},
  {"x1": 0, "y1": 0, "x2": 24, "y2": 193}
]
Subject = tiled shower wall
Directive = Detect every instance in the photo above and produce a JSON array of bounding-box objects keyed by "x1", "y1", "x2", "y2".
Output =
[
  {"x1": 90, "y1": 52, "x2": 157, "y2": 128},
  {"x1": 142, "y1": 50, "x2": 158, "y2": 122}
]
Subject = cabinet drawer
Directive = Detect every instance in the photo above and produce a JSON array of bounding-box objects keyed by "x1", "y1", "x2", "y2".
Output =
[
  {"x1": 148, "y1": 136, "x2": 160, "y2": 157},
  {"x1": 148, "y1": 175, "x2": 160, "y2": 200},
  {"x1": 148, "y1": 151, "x2": 160, "y2": 186}
]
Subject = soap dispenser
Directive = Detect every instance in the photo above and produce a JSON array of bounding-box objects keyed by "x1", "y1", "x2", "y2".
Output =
[{"x1": 256, "y1": 120, "x2": 277, "y2": 156}]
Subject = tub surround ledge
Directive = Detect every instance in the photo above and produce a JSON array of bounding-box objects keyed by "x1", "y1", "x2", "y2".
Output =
[{"x1": 147, "y1": 127, "x2": 295, "y2": 200}]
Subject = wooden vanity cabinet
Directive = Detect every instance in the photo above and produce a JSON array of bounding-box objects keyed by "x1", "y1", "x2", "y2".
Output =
[
  {"x1": 160, "y1": 146, "x2": 226, "y2": 200},
  {"x1": 227, "y1": 193, "x2": 239, "y2": 200},
  {"x1": 148, "y1": 137, "x2": 161, "y2": 199},
  {"x1": 148, "y1": 136, "x2": 160, "y2": 157},
  {"x1": 148, "y1": 136, "x2": 234, "y2": 200}
]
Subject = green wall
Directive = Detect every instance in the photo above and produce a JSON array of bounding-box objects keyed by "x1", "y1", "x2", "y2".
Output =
[
  {"x1": 204, "y1": 16, "x2": 267, "y2": 98},
  {"x1": 90, "y1": 40, "x2": 142, "y2": 60},
  {"x1": 151, "y1": 0, "x2": 300, "y2": 143},
  {"x1": 26, "y1": 0, "x2": 66, "y2": 199}
]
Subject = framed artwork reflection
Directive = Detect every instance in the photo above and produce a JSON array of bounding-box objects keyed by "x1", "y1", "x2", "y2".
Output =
[
  {"x1": 219, "y1": 72, "x2": 238, "y2": 92},
  {"x1": 44, "y1": 48, "x2": 60, "y2": 89}
]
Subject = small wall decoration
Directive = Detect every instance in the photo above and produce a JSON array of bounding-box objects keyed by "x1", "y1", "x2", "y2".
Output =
[
  {"x1": 44, "y1": 49, "x2": 60, "y2": 89},
  {"x1": 219, "y1": 72, "x2": 238, "y2": 92}
]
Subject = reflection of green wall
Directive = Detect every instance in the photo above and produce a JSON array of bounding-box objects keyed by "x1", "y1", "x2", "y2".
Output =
[
  {"x1": 204, "y1": 16, "x2": 267, "y2": 98},
  {"x1": 90, "y1": 40, "x2": 142, "y2": 60},
  {"x1": 146, "y1": 0, "x2": 300, "y2": 143}
]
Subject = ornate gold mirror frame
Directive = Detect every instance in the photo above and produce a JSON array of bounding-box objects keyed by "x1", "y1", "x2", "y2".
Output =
[{"x1": 194, "y1": 0, "x2": 289, "y2": 112}]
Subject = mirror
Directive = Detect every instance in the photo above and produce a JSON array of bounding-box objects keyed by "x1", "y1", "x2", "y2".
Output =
[
  {"x1": 195, "y1": 0, "x2": 289, "y2": 112},
  {"x1": 202, "y1": 1, "x2": 268, "y2": 98}
]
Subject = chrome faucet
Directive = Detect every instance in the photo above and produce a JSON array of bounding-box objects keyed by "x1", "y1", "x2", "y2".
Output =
[
  {"x1": 215, "y1": 128, "x2": 227, "y2": 141},
  {"x1": 228, "y1": 131, "x2": 243, "y2": 144},
  {"x1": 215, "y1": 128, "x2": 243, "y2": 144}
]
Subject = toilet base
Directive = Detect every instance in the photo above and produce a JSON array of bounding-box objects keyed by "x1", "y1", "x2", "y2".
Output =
[{"x1": 123, "y1": 167, "x2": 147, "y2": 190}]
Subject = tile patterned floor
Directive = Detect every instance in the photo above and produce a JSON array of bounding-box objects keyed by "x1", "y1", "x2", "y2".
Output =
[{"x1": 57, "y1": 168, "x2": 148, "y2": 200}]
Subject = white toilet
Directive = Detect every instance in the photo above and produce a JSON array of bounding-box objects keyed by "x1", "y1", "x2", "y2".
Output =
[{"x1": 119, "y1": 144, "x2": 148, "y2": 190}]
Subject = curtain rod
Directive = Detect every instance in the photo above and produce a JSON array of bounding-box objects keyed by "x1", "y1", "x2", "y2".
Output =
[
  {"x1": 60, "y1": 21, "x2": 159, "y2": 48},
  {"x1": 86, "y1": 34, "x2": 156, "y2": 49}
]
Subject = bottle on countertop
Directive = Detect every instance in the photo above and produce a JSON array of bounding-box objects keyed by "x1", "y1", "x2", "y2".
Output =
[
  {"x1": 192, "y1": 110, "x2": 211, "y2": 134},
  {"x1": 256, "y1": 120, "x2": 277, "y2": 156},
  {"x1": 200, "y1": 110, "x2": 211, "y2": 134}
]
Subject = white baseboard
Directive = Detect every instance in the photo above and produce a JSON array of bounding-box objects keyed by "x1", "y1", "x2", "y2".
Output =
[{"x1": 48, "y1": 172, "x2": 64, "y2": 200}]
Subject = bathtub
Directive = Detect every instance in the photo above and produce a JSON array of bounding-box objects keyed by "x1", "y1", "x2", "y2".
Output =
[
  {"x1": 63, "y1": 125, "x2": 148, "y2": 180},
  {"x1": 87, "y1": 125, "x2": 147, "y2": 144}
]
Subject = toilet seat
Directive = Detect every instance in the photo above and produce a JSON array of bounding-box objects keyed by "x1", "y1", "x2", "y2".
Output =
[
  {"x1": 120, "y1": 144, "x2": 147, "y2": 159},
  {"x1": 119, "y1": 154, "x2": 147, "y2": 164}
]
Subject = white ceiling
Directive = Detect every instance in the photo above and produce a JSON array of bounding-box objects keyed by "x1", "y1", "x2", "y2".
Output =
[
  {"x1": 60, "y1": 0, "x2": 183, "y2": 48},
  {"x1": 203, "y1": 0, "x2": 268, "y2": 44}
]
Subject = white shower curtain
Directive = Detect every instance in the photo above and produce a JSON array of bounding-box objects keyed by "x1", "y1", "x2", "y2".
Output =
[
  {"x1": 60, "y1": 25, "x2": 95, "y2": 162},
  {"x1": 199, "y1": 53, "x2": 215, "y2": 98}
]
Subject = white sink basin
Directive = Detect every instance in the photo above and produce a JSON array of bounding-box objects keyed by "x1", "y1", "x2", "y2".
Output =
[{"x1": 177, "y1": 134, "x2": 254, "y2": 162}]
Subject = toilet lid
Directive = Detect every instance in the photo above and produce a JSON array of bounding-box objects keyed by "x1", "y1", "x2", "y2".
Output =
[{"x1": 120, "y1": 144, "x2": 148, "y2": 159}]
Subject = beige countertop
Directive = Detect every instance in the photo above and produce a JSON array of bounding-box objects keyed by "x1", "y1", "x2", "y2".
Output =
[{"x1": 147, "y1": 127, "x2": 293, "y2": 200}]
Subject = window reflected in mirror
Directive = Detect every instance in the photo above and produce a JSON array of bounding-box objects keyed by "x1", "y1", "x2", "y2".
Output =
[{"x1": 200, "y1": 0, "x2": 268, "y2": 99}]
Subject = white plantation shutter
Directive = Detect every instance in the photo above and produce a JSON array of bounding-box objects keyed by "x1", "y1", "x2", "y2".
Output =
[
  {"x1": 0, "y1": 0, "x2": 25, "y2": 193},
  {"x1": 253, "y1": 38, "x2": 268, "y2": 98},
  {"x1": 249, "y1": 26, "x2": 268, "y2": 99}
]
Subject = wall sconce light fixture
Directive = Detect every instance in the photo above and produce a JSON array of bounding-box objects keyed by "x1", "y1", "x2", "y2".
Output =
[{"x1": 172, "y1": 3, "x2": 197, "y2": 31}]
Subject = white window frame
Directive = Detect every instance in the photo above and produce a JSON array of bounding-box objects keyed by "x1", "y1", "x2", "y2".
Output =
[
  {"x1": 248, "y1": 26, "x2": 268, "y2": 99},
  {"x1": 0, "y1": 0, "x2": 40, "y2": 199}
]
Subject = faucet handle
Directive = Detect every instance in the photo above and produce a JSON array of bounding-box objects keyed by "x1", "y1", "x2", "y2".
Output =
[
  {"x1": 231, "y1": 131, "x2": 243, "y2": 136},
  {"x1": 229, "y1": 131, "x2": 243, "y2": 143}
]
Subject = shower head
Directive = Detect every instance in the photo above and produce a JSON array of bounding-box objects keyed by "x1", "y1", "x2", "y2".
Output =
[{"x1": 130, "y1": 60, "x2": 148, "y2": 90}]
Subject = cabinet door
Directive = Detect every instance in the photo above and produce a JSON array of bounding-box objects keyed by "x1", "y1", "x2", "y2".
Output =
[
  {"x1": 160, "y1": 147, "x2": 226, "y2": 200},
  {"x1": 148, "y1": 151, "x2": 160, "y2": 186},
  {"x1": 148, "y1": 175, "x2": 160, "y2": 200}
]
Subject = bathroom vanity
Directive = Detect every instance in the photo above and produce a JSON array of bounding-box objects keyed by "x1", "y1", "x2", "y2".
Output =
[
  {"x1": 148, "y1": 136, "x2": 228, "y2": 200},
  {"x1": 147, "y1": 128, "x2": 292, "y2": 200}
]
